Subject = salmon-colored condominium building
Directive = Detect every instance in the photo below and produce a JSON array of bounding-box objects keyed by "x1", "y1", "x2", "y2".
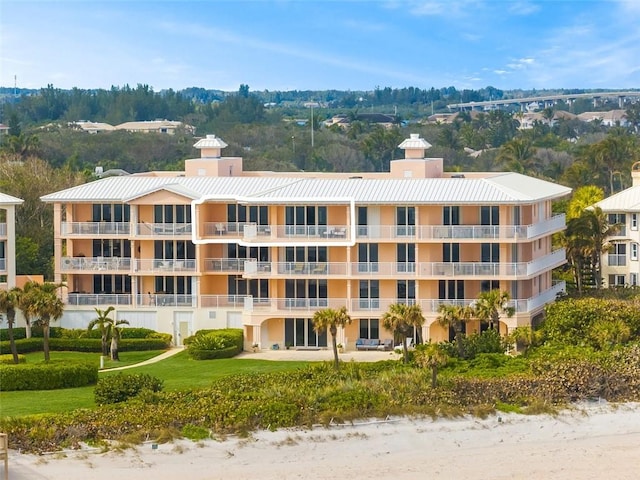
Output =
[{"x1": 41, "y1": 134, "x2": 571, "y2": 350}]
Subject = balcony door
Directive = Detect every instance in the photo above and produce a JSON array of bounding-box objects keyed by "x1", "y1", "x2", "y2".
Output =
[{"x1": 284, "y1": 318, "x2": 327, "y2": 348}]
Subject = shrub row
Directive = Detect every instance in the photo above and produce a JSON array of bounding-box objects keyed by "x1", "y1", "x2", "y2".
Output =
[
  {"x1": 0, "y1": 354, "x2": 26, "y2": 364},
  {"x1": 1, "y1": 327, "x2": 169, "y2": 341},
  {"x1": 0, "y1": 337, "x2": 171, "y2": 355},
  {"x1": 0, "y1": 361, "x2": 98, "y2": 391},
  {"x1": 186, "y1": 328, "x2": 243, "y2": 360}
]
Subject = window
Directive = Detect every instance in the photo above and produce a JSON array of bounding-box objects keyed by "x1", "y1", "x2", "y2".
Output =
[
  {"x1": 397, "y1": 280, "x2": 416, "y2": 304},
  {"x1": 93, "y1": 203, "x2": 130, "y2": 222},
  {"x1": 284, "y1": 279, "x2": 327, "y2": 308},
  {"x1": 481, "y1": 280, "x2": 500, "y2": 292},
  {"x1": 357, "y1": 206, "x2": 368, "y2": 236},
  {"x1": 438, "y1": 280, "x2": 465, "y2": 300},
  {"x1": 632, "y1": 213, "x2": 638, "y2": 231},
  {"x1": 284, "y1": 246, "x2": 327, "y2": 263},
  {"x1": 93, "y1": 275, "x2": 131, "y2": 294},
  {"x1": 608, "y1": 274, "x2": 626, "y2": 287},
  {"x1": 358, "y1": 243, "x2": 379, "y2": 272},
  {"x1": 154, "y1": 276, "x2": 192, "y2": 294},
  {"x1": 154, "y1": 205, "x2": 191, "y2": 224},
  {"x1": 631, "y1": 273, "x2": 638, "y2": 286},
  {"x1": 481, "y1": 243, "x2": 500, "y2": 262},
  {"x1": 154, "y1": 240, "x2": 196, "y2": 260},
  {"x1": 397, "y1": 243, "x2": 415, "y2": 272},
  {"x1": 93, "y1": 239, "x2": 131, "y2": 258},
  {"x1": 443, "y1": 243, "x2": 460, "y2": 262},
  {"x1": 480, "y1": 206, "x2": 499, "y2": 226},
  {"x1": 228, "y1": 275, "x2": 269, "y2": 299},
  {"x1": 359, "y1": 280, "x2": 379, "y2": 309},
  {"x1": 359, "y1": 319, "x2": 379, "y2": 340},
  {"x1": 632, "y1": 243, "x2": 638, "y2": 261},
  {"x1": 396, "y1": 206, "x2": 415, "y2": 236},
  {"x1": 608, "y1": 213, "x2": 627, "y2": 236},
  {"x1": 608, "y1": 243, "x2": 626, "y2": 266},
  {"x1": 443, "y1": 206, "x2": 460, "y2": 226},
  {"x1": 285, "y1": 318, "x2": 327, "y2": 348}
]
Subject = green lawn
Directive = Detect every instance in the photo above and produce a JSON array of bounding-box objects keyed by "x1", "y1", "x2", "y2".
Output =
[
  {"x1": 0, "y1": 351, "x2": 313, "y2": 417},
  {"x1": 22, "y1": 350, "x2": 166, "y2": 369}
]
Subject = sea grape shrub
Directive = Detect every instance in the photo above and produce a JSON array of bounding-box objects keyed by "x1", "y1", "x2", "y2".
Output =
[{"x1": 94, "y1": 373, "x2": 164, "y2": 405}]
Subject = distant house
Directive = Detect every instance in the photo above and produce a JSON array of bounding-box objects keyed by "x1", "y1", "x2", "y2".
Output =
[
  {"x1": 69, "y1": 121, "x2": 115, "y2": 134},
  {"x1": 577, "y1": 110, "x2": 628, "y2": 127},
  {"x1": 517, "y1": 110, "x2": 577, "y2": 129},
  {"x1": 325, "y1": 113, "x2": 398, "y2": 129},
  {"x1": 0, "y1": 124, "x2": 9, "y2": 136},
  {"x1": 114, "y1": 120, "x2": 195, "y2": 135},
  {"x1": 0, "y1": 191, "x2": 23, "y2": 290}
]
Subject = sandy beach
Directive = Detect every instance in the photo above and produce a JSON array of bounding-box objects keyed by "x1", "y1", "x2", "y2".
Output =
[{"x1": 6, "y1": 401, "x2": 640, "y2": 480}]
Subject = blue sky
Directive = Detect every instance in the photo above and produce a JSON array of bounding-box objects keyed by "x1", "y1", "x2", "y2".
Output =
[{"x1": 2, "y1": 0, "x2": 639, "y2": 92}]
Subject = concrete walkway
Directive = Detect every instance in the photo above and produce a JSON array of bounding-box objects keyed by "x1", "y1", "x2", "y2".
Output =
[
  {"x1": 100, "y1": 346, "x2": 185, "y2": 371},
  {"x1": 237, "y1": 348, "x2": 403, "y2": 363}
]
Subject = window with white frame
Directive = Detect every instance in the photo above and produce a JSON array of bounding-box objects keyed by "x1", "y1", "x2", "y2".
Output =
[
  {"x1": 632, "y1": 243, "x2": 638, "y2": 261},
  {"x1": 631, "y1": 273, "x2": 638, "y2": 286},
  {"x1": 608, "y1": 243, "x2": 627, "y2": 266},
  {"x1": 631, "y1": 213, "x2": 638, "y2": 231},
  {"x1": 608, "y1": 213, "x2": 627, "y2": 236},
  {"x1": 608, "y1": 274, "x2": 626, "y2": 287}
]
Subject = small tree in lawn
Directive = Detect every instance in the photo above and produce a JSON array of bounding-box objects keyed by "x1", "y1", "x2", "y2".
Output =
[
  {"x1": 415, "y1": 342, "x2": 449, "y2": 388},
  {"x1": 20, "y1": 281, "x2": 64, "y2": 362},
  {"x1": 0, "y1": 287, "x2": 22, "y2": 364},
  {"x1": 312, "y1": 306, "x2": 352, "y2": 369},
  {"x1": 382, "y1": 303, "x2": 425, "y2": 364},
  {"x1": 88, "y1": 306, "x2": 116, "y2": 357},
  {"x1": 108, "y1": 316, "x2": 130, "y2": 361}
]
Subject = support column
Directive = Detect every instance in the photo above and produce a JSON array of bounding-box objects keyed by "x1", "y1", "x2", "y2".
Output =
[
  {"x1": 53, "y1": 204, "x2": 62, "y2": 286},
  {"x1": 6, "y1": 206, "x2": 17, "y2": 289}
]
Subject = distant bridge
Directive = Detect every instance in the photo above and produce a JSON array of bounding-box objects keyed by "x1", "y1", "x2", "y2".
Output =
[{"x1": 448, "y1": 91, "x2": 640, "y2": 111}]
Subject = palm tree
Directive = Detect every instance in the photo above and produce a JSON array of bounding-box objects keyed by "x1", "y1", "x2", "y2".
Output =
[
  {"x1": 88, "y1": 306, "x2": 116, "y2": 357},
  {"x1": 312, "y1": 306, "x2": 352, "y2": 369},
  {"x1": 19, "y1": 281, "x2": 64, "y2": 362},
  {"x1": 108, "y1": 316, "x2": 130, "y2": 361},
  {"x1": 414, "y1": 343, "x2": 449, "y2": 388},
  {"x1": 473, "y1": 289, "x2": 514, "y2": 334},
  {"x1": 436, "y1": 304, "x2": 473, "y2": 357},
  {"x1": 381, "y1": 303, "x2": 425, "y2": 364},
  {"x1": 496, "y1": 137, "x2": 537, "y2": 174},
  {"x1": 17, "y1": 281, "x2": 38, "y2": 339},
  {"x1": 0, "y1": 287, "x2": 22, "y2": 364}
]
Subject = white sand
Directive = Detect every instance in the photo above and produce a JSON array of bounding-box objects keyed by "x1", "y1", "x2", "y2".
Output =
[{"x1": 8, "y1": 402, "x2": 640, "y2": 480}]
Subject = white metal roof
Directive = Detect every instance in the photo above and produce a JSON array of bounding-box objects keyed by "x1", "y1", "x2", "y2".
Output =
[
  {"x1": 193, "y1": 134, "x2": 228, "y2": 149},
  {"x1": 40, "y1": 172, "x2": 570, "y2": 205},
  {"x1": 594, "y1": 185, "x2": 640, "y2": 212},
  {"x1": 0, "y1": 192, "x2": 24, "y2": 205}
]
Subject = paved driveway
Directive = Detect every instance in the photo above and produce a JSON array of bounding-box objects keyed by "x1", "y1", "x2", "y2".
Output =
[{"x1": 237, "y1": 348, "x2": 403, "y2": 363}]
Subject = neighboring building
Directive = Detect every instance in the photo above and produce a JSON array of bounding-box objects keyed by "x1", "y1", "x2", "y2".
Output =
[
  {"x1": 69, "y1": 121, "x2": 115, "y2": 134},
  {"x1": 114, "y1": 120, "x2": 195, "y2": 135},
  {"x1": 41, "y1": 133, "x2": 570, "y2": 349},
  {"x1": 0, "y1": 192, "x2": 23, "y2": 290},
  {"x1": 594, "y1": 162, "x2": 640, "y2": 288},
  {"x1": 325, "y1": 113, "x2": 398, "y2": 129},
  {"x1": 0, "y1": 124, "x2": 9, "y2": 136},
  {"x1": 577, "y1": 110, "x2": 629, "y2": 127}
]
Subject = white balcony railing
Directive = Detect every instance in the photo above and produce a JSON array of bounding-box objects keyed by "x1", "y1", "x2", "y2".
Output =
[
  {"x1": 61, "y1": 222, "x2": 131, "y2": 236},
  {"x1": 61, "y1": 256, "x2": 131, "y2": 272},
  {"x1": 135, "y1": 259, "x2": 197, "y2": 273},
  {"x1": 204, "y1": 258, "x2": 246, "y2": 272},
  {"x1": 138, "y1": 293, "x2": 195, "y2": 307},
  {"x1": 67, "y1": 293, "x2": 132, "y2": 306},
  {"x1": 136, "y1": 222, "x2": 192, "y2": 236}
]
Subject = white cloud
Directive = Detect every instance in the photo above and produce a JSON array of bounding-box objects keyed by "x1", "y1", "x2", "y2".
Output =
[{"x1": 508, "y1": 1, "x2": 540, "y2": 15}]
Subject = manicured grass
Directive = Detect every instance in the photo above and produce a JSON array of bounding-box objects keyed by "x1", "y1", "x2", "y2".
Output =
[
  {"x1": 22, "y1": 350, "x2": 166, "y2": 369},
  {"x1": 0, "y1": 351, "x2": 313, "y2": 418}
]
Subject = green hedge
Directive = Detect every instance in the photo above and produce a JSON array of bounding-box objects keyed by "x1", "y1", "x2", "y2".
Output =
[
  {"x1": 0, "y1": 337, "x2": 171, "y2": 355},
  {"x1": 94, "y1": 373, "x2": 164, "y2": 405},
  {"x1": 0, "y1": 361, "x2": 98, "y2": 390},
  {"x1": 1, "y1": 327, "x2": 172, "y2": 342},
  {"x1": 0, "y1": 354, "x2": 26, "y2": 364},
  {"x1": 186, "y1": 328, "x2": 243, "y2": 360}
]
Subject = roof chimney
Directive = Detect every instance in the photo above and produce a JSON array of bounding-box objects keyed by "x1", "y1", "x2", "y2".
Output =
[
  {"x1": 193, "y1": 134, "x2": 228, "y2": 158},
  {"x1": 398, "y1": 133, "x2": 432, "y2": 159}
]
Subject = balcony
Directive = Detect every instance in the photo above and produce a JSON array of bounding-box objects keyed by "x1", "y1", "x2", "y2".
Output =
[
  {"x1": 355, "y1": 215, "x2": 566, "y2": 242},
  {"x1": 61, "y1": 222, "x2": 131, "y2": 236},
  {"x1": 135, "y1": 258, "x2": 196, "y2": 274},
  {"x1": 137, "y1": 293, "x2": 194, "y2": 307},
  {"x1": 422, "y1": 281, "x2": 566, "y2": 314},
  {"x1": 67, "y1": 293, "x2": 132, "y2": 306},
  {"x1": 136, "y1": 222, "x2": 192, "y2": 237},
  {"x1": 204, "y1": 258, "x2": 247, "y2": 273},
  {"x1": 203, "y1": 222, "x2": 350, "y2": 243},
  {"x1": 200, "y1": 294, "x2": 251, "y2": 308},
  {"x1": 61, "y1": 256, "x2": 131, "y2": 272}
]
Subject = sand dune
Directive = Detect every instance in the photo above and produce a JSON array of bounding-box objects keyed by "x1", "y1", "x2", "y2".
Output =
[{"x1": 8, "y1": 402, "x2": 640, "y2": 480}]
